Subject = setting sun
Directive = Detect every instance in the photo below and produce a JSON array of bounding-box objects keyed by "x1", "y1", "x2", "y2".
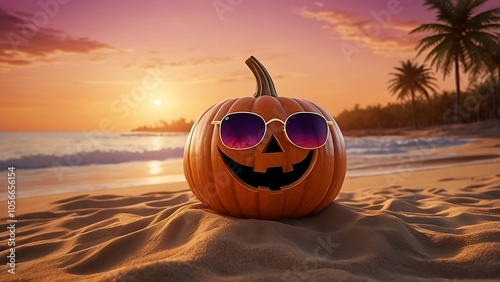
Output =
[{"x1": 154, "y1": 99, "x2": 162, "y2": 107}]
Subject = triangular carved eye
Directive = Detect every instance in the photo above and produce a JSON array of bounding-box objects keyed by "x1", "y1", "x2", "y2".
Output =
[{"x1": 263, "y1": 135, "x2": 283, "y2": 153}]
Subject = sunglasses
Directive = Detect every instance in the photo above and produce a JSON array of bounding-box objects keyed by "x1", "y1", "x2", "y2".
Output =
[{"x1": 212, "y1": 112, "x2": 333, "y2": 150}]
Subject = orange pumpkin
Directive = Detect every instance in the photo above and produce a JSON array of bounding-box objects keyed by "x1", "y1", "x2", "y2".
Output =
[{"x1": 183, "y1": 56, "x2": 346, "y2": 219}]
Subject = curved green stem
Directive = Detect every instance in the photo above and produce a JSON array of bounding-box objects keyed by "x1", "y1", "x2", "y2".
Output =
[{"x1": 245, "y1": 56, "x2": 278, "y2": 98}]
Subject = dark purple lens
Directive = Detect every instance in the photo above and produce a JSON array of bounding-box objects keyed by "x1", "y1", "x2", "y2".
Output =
[
  {"x1": 220, "y1": 113, "x2": 265, "y2": 149},
  {"x1": 286, "y1": 113, "x2": 328, "y2": 148}
]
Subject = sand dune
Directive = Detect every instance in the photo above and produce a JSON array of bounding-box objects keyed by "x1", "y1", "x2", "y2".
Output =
[{"x1": 2, "y1": 169, "x2": 499, "y2": 281}]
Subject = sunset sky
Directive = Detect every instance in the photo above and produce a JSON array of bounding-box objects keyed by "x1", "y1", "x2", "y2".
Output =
[{"x1": 1, "y1": 0, "x2": 497, "y2": 131}]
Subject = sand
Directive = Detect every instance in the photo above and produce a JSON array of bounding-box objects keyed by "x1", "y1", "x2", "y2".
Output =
[{"x1": 1, "y1": 123, "x2": 499, "y2": 281}]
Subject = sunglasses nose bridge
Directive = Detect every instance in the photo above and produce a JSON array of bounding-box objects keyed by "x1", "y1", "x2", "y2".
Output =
[
  {"x1": 264, "y1": 118, "x2": 285, "y2": 126},
  {"x1": 263, "y1": 118, "x2": 286, "y2": 137},
  {"x1": 262, "y1": 118, "x2": 295, "y2": 149}
]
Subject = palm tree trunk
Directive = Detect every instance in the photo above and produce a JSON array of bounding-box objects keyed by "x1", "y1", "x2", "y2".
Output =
[
  {"x1": 411, "y1": 89, "x2": 418, "y2": 128},
  {"x1": 454, "y1": 52, "x2": 461, "y2": 124}
]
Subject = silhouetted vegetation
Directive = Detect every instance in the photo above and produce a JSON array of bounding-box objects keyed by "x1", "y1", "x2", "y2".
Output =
[
  {"x1": 411, "y1": 0, "x2": 499, "y2": 122},
  {"x1": 335, "y1": 79, "x2": 497, "y2": 131},
  {"x1": 132, "y1": 118, "x2": 194, "y2": 132},
  {"x1": 336, "y1": 0, "x2": 500, "y2": 132},
  {"x1": 388, "y1": 60, "x2": 437, "y2": 128}
]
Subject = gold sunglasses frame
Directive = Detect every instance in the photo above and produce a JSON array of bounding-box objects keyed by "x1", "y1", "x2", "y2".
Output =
[{"x1": 211, "y1": 111, "x2": 333, "y2": 150}]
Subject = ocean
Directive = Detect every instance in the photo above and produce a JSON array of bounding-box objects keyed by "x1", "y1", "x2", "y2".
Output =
[{"x1": 0, "y1": 132, "x2": 476, "y2": 199}]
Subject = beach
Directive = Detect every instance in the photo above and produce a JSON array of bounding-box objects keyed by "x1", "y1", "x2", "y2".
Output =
[
  {"x1": 2, "y1": 0, "x2": 499, "y2": 280},
  {"x1": 0, "y1": 122, "x2": 499, "y2": 281}
]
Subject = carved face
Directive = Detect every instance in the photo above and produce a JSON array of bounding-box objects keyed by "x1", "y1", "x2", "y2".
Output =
[
  {"x1": 183, "y1": 57, "x2": 346, "y2": 219},
  {"x1": 215, "y1": 97, "x2": 325, "y2": 192}
]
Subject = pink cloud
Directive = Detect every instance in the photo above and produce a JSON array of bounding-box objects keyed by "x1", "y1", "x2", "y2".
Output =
[
  {"x1": 297, "y1": 6, "x2": 422, "y2": 56},
  {"x1": 0, "y1": 8, "x2": 113, "y2": 67}
]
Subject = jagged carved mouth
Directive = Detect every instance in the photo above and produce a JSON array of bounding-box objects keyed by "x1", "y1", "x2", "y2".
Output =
[{"x1": 218, "y1": 149, "x2": 314, "y2": 191}]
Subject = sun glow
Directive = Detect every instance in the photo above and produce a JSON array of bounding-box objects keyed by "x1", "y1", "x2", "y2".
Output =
[{"x1": 154, "y1": 99, "x2": 161, "y2": 106}]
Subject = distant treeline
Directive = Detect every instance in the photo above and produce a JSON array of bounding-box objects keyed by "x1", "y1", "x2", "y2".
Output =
[
  {"x1": 132, "y1": 118, "x2": 194, "y2": 132},
  {"x1": 132, "y1": 82, "x2": 497, "y2": 133},
  {"x1": 335, "y1": 80, "x2": 498, "y2": 131}
]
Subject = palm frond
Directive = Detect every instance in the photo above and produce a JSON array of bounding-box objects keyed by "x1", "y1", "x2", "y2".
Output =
[
  {"x1": 425, "y1": 37, "x2": 454, "y2": 69},
  {"x1": 423, "y1": 0, "x2": 455, "y2": 23},
  {"x1": 467, "y1": 32, "x2": 500, "y2": 49},
  {"x1": 415, "y1": 33, "x2": 448, "y2": 55},
  {"x1": 467, "y1": 8, "x2": 500, "y2": 28},
  {"x1": 467, "y1": 0, "x2": 491, "y2": 12},
  {"x1": 412, "y1": 1, "x2": 499, "y2": 79},
  {"x1": 387, "y1": 60, "x2": 438, "y2": 102},
  {"x1": 410, "y1": 23, "x2": 451, "y2": 34},
  {"x1": 441, "y1": 48, "x2": 454, "y2": 78}
]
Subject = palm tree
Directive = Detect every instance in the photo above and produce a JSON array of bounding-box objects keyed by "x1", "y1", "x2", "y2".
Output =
[
  {"x1": 388, "y1": 60, "x2": 438, "y2": 128},
  {"x1": 470, "y1": 41, "x2": 500, "y2": 121},
  {"x1": 410, "y1": 0, "x2": 500, "y2": 122},
  {"x1": 471, "y1": 41, "x2": 500, "y2": 79}
]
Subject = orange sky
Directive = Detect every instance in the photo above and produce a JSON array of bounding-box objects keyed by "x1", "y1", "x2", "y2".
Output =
[{"x1": 0, "y1": 0, "x2": 497, "y2": 131}]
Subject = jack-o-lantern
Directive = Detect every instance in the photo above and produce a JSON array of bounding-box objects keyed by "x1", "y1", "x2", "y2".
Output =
[{"x1": 183, "y1": 56, "x2": 346, "y2": 219}]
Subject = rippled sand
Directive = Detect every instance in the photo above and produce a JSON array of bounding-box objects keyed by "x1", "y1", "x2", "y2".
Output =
[
  {"x1": 1, "y1": 121, "x2": 499, "y2": 281},
  {"x1": 1, "y1": 162, "x2": 499, "y2": 281}
]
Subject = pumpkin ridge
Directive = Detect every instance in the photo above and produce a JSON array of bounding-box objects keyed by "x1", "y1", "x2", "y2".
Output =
[
  {"x1": 187, "y1": 102, "x2": 231, "y2": 215},
  {"x1": 215, "y1": 98, "x2": 259, "y2": 217},
  {"x1": 209, "y1": 101, "x2": 247, "y2": 216},
  {"x1": 184, "y1": 112, "x2": 208, "y2": 205},
  {"x1": 299, "y1": 100, "x2": 336, "y2": 212},
  {"x1": 284, "y1": 98, "x2": 309, "y2": 216},
  {"x1": 183, "y1": 137, "x2": 195, "y2": 199},
  {"x1": 195, "y1": 106, "x2": 227, "y2": 213},
  {"x1": 225, "y1": 97, "x2": 256, "y2": 116},
  {"x1": 286, "y1": 98, "x2": 330, "y2": 216},
  {"x1": 277, "y1": 97, "x2": 302, "y2": 116},
  {"x1": 309, "y1": 102, "x2": 346, "y2": 214}
]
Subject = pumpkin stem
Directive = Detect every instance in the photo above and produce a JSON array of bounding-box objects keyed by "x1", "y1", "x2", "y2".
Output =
[{"x1": 245, "y1": 56, "x2": 278, "y2": 98}]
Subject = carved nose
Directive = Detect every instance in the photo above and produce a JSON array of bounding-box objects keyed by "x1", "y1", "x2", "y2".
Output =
[{"x1": 263, "y1": 135, "x2": 283, "y2": 153}]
